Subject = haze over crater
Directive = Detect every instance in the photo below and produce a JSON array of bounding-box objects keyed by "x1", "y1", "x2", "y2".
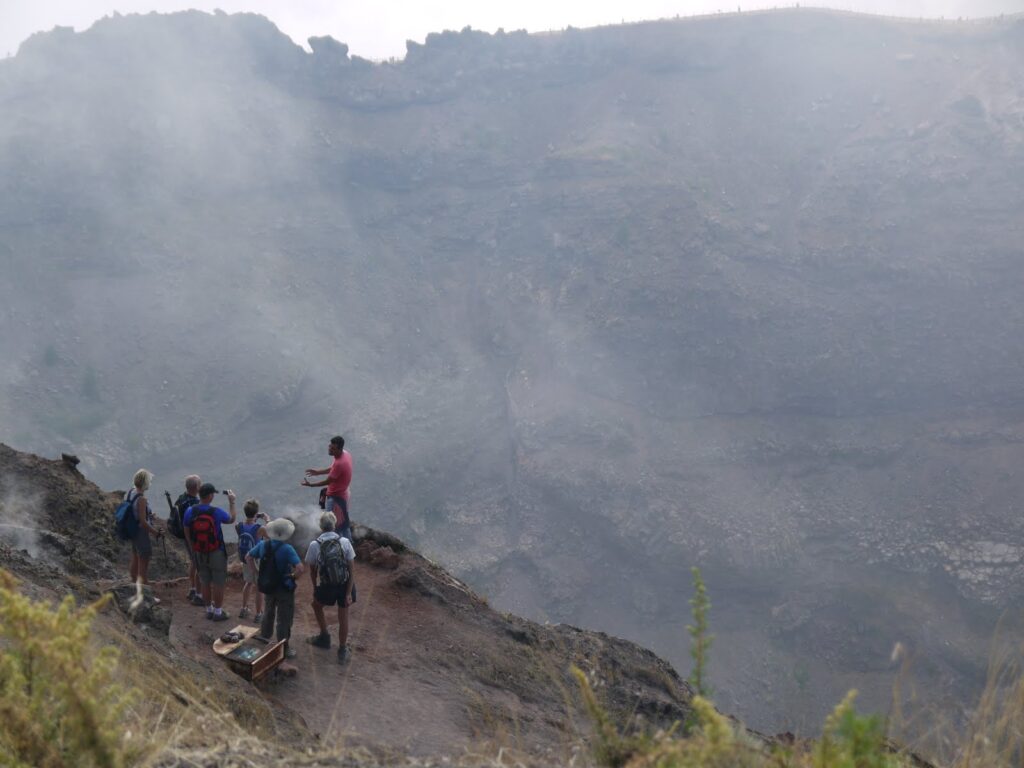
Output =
[{"x1": 2, "y1": 7, "x2": 1024, "y2": 730}]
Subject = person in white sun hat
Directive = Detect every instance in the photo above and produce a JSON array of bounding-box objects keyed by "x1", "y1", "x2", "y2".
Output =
[{"x1": 246, "y1": 517, "x2": 304, "y2": 660}]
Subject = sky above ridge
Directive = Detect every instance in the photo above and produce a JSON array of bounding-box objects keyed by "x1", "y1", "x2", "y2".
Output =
[{"x1": 2, "y1": 0, "x2": 1024, "y2": 59}]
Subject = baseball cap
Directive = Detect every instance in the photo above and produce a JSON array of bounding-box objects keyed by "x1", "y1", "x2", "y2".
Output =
[{"x1": 199, "y1": 482, "x2": 218, "y2": 497}]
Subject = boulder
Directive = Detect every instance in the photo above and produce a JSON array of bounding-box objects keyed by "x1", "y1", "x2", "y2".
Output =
[
  {"x1": 106, "y1": 582, "x2": 172, "y2": 635},
  {"x1": 355, "y1": 540, "x2": 378, "y2": 560},
  {"x1": 368, "y1": 545, "x2": 399, "y2": 570}
]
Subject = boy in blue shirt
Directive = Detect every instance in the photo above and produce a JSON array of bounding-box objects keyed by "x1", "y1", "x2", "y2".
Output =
[{"x1": 246, "y1": 518, "x2": 304, "y2": 659}]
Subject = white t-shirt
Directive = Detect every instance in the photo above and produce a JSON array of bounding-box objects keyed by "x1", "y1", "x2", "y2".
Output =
[{"x1": 305, "y1": 531, "x2": 356, "y2": 567}]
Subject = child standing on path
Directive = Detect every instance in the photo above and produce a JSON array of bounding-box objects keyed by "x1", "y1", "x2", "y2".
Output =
[{"x1": 236, "y1": 498, "x2": 267, "y2": 621}]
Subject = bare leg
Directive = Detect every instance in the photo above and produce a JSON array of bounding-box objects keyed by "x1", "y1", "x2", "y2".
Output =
[
  {"x1": 138, "y1": 556, "x2": 150, "y2": 585},
  {"x1": 312, "y1": 600, "x2": 327, "y2": 634},
  {"x1": 338, "y1": 604, "x2": 349, "y2": 647},
  {"x1": 201, "y1": 581, "x2": 212, "y2": 606},
  {"x1": 211, "y1": 583, "x2": 225, "y2": 610},
  {"x1": 256, "y1": 591, "x2": 264, "y2": 614},
  {"x1": 241, "y1": 582, "x2": 251, "y2": 611},
  {"x1": 129, "y1": 552, "x2": 139, "y2": 582}
]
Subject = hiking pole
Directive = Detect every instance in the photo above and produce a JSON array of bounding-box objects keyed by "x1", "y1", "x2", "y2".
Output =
[{"x1": 161, "y1": 491, "x2": 175, "y2": 564}]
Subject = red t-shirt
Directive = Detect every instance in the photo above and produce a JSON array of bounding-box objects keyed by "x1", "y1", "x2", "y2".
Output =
[{"x1": 326, "y1": 450, "x2": 352, "y2": 501}]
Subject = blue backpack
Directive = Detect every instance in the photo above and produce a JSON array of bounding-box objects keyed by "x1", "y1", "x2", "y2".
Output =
[
  {"x1": 237, "y1": 522, "x2": 260, "y2": 562},
  {"x1": 115, "y1": 491, "x2": 140, "y2": 541}
]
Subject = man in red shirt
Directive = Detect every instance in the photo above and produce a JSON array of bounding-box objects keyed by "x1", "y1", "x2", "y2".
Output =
[{"x1": 302, "y1": 435, "x2": 353, "y2": 541}]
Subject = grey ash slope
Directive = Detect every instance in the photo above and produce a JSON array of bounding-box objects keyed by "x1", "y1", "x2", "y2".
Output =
[{"x1": 2, "y1": 9, "x2": 1024, "y2": 730}]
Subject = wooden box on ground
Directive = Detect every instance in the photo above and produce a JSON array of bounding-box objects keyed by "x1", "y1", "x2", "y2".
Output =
[
  {"x1": 225, "y1": 637, "x2": 285, "y2": 681},
  {"x1": 213, "y1": 625, "x2": 286, "y2": 682}
]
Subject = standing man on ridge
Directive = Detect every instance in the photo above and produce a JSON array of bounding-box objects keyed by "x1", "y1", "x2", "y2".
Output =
[
  {"x1": 302, "y1": 435, "x2": 353, "y2": 542},
  {"x1": 174, "y1": 474, "x2": 204, "y2": 606},
  {"x1": 183, "y1": 482, "x2": 236, "y2": 621},
  {"x1": 305, "y1": 511, "x2": 356, "y2": 664}
]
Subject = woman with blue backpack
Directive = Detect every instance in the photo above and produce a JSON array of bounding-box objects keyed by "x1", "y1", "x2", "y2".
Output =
[
  {"x1": 236, "y1": 498, "x2": 268, "y2": 621},
  {"x1": 119, "y1": 469, "x2": 163, "y2": 600}
]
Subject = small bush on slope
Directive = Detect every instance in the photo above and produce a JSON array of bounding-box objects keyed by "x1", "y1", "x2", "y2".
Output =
[
  {"x1": 687, "y1": 567, "x2": 712, "y2": 700},
  {"x1": 0, "y1": 570, "x2": 136, "y2": 768},
  {"x1": 576, "y1": 670, "x2": 907, "y2": 768}
]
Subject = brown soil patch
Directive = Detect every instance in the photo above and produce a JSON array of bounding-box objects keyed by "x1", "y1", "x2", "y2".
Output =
[{"x1": 155, "y1": 540, "x2": 692, "y2": 760}]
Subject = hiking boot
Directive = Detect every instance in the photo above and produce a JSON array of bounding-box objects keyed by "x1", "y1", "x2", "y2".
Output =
[
  {"x1": 239, "y1": 607, "x2": 250, "y2": 619},
  {"x1": 253, "y1": 612, "x2": 263, "y2": 623},
  {"x1": 190, "y1": 594, "x2": 206, "y2": 606},
  {"x1": 211, "y1": 611, "x2": 230, "y2": 622},
  {"x1": 337, "y1": 645, "x2": 351, "y2": 665},
  {"x1": 307, "y1": 632, "x2": 331, "y2": 649}
]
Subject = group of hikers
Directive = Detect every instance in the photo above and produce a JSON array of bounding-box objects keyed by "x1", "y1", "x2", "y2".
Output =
[{"x1": 116, "y1": 435, "x2": 356, "y2": 665}]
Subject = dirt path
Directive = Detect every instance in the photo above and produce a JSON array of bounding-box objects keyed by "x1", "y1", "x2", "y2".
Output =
[
  {"x1": 155, "y1": 555, "x2": 532, "y2": 757},
  {"x1": 147, "y1": 532, "x2": 692, "y2": 761}
]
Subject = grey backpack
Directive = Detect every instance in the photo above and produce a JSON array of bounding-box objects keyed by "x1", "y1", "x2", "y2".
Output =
[{"x1": 317, "y1": 536, "x2": 348, "y2": 586}]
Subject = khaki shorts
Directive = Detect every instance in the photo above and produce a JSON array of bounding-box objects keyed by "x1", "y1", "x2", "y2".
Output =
[
  {"x1": 242, "y1": 559, "x2": 257, "y2": 585},
  {"x1": 196, "y1": 549, "x2": 227, "y2": 587}
]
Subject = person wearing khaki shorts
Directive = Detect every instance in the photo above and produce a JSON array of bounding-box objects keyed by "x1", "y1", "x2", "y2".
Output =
[
  {"x1": 237, "y1": 500, "x2": 267, "y2": 621},
  {"x1": 196, "y1": 548, "x2": 228, "y2": 588},
  {"x1": 184, "y1": 482, "x2": 236, "y2": 621}
]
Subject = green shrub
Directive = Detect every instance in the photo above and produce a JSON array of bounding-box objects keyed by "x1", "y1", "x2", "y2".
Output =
[
  {"x1": 572, "y1": 665, "x2": 653, "y2": 767},
  {"x1": 688, "y1": 566, "x2": 713, "y2": 698},
  {"x1": 814, "y1": 690, "x2": 897, "y2": 768},
  {"x1": 0, "y1": 570, "x2": 134, "y2": 767}
]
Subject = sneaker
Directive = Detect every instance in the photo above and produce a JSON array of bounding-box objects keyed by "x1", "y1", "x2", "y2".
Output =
[
  {"x1": 211, "y1": 611, "x2": 230, "y2": 622},
  {"x1": 190, "y1": 594, "x2": 207, "y2": 606},
  {"x1": 285, "y1": 647, "x2": 297, "y2": 660},
  {"x1": 205, "y1": 611, "x2": 214, "y2": 620},
  {"x1": 253, "y1": 612, "x2": 263, "y2": 623},
  {"x1": 239, "y1": 607, "x2": 250, "y2": 619},
  {"x1": 337, "y1": 645, "x2": 351, "y2": 664},
  {"x1": 307, "y1": 632, "x2": 331, "y2": 649}
]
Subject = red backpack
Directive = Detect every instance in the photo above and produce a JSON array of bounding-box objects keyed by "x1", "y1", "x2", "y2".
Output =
[{"x1": 190, "y1": 506, "x2": 220, "y2": 553}]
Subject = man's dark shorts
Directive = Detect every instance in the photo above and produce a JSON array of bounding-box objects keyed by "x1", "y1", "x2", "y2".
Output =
[{"x1": 314, "y1": 581, "x2": 354, "y2": 607}]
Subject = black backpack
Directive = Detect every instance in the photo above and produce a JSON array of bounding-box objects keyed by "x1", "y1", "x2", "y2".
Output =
[
  {"x1": 165, "y1": 492, "x2": 192, "y2": 540},
  {"x1": 317, "y1": 536, "x2": 349, "y2": 586},
  {"x1": 163, "y1": 493, "x2": 186, "y2": 540},
  {"x1": 257, "y1": 541, "x2": 283, "y2": 594}
]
